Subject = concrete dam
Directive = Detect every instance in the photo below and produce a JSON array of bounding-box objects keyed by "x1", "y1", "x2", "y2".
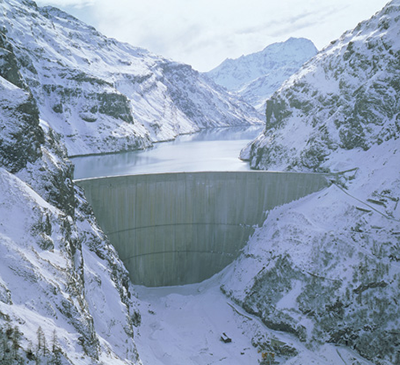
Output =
[{"x1": 76, "y1": 171, "x2": 329, "y2": 287}]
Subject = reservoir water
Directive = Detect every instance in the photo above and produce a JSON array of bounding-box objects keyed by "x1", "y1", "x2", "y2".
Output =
[{"x1": 71, "y1": 126, "x2": 263, "y2": 179}]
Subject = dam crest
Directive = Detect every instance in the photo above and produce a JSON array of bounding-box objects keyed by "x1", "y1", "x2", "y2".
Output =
[{"x1": 76, "y1": 171, "x2": 329, "y2": 287}]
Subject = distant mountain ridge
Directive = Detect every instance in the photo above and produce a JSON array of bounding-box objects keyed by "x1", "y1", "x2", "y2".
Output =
[
  {"x1": 0, "y1": 0, "x2": 261, "y2": 156},
  {"x1": 205, "y1": 38, "x2": 318, "y2": 111}
]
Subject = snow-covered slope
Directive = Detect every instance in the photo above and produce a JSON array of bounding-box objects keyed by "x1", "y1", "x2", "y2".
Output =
[
  {"x1": 134, "y1": 272, "x2": 375, "y2": 365},
  {"x1": 0, "y1": 0, "x2": 261, "y2": 157},
  {"x1": 0, "y1": 23, "x2": 142, "y2": 365},
  {"x1": 222, "y1": 1, "x2": 400, "y2": 363},
  {"x1": 206, "y1": 38, "x2": 317, "y2": 111}
]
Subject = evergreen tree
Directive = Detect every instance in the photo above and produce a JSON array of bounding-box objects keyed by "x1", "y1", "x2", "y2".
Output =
[{"x1": 36, "y1": 326, "x2": 47, "y2": 358}]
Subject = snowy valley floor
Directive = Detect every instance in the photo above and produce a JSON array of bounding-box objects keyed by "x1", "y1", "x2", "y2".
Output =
[{"x1": 133, "y1": 270, "x2": 374, "y2": 365}]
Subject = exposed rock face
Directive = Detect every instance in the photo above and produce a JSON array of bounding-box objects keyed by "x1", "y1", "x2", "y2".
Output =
[
  {"x1": 223, "y1": 179, "x2": 400, "y2": 363},
  {"x1": 0, "y1": 32, "x2": 44, "y2": 173},
  {"x1": 0, "y1": 25, "x2": 142, "y2": 365},
  {"x1": 206, "y1": 38, "x2": 317, "y2": 111},
  {"x1": 221, "y1": 1, "x2": 400, "y2": 363},
  {"x1": 159, "y1": 62, "x2": 258, "y2": 129},
  {"x1": 0, "y1": 0, "x2": 261, "y2": 156}
]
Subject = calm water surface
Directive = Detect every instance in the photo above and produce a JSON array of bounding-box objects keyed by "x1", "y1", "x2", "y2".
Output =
[{"x1": 71, "y1": 126, "x2": 263, "y2": 179}]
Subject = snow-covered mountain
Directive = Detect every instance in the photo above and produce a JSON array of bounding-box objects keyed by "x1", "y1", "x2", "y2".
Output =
[
  {"x1": 0, "y1": 0, "x2": 261, "y2": 157},
  {"x1": 224, "y1": 1, "x2": 400, "y2": 363},
  {"x1": 205, "y1": 38, "x2": 318, "y2": 111},
  {"x1": 0, "y1": 14, "x2": 142, "y2": 365},
  {"x1": 1, "y1": 0, "x2": 400, "y2": 363}
]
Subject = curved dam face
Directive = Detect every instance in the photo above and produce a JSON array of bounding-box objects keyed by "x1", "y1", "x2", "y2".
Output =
[{"x1": 76, "y1": 171, "x2": 329, "y2": 287}]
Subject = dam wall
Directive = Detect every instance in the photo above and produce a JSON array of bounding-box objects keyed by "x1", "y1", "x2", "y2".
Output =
[{"x1": 76, "y1": 171, "x2": 329, "y2": 287}]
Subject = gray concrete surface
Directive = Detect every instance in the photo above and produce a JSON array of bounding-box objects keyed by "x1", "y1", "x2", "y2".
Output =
[{"x1": 76, "y1": 171, "x2": 329, "y2": 286}]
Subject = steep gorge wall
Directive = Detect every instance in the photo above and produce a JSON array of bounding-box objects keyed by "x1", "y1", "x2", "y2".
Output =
[{"x1": 77, "y1": 171, "x2": 329, "y2": 286}]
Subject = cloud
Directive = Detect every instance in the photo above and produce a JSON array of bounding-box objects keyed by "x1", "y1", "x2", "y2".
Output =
[
  {"x1": 36, "y1": 0, "x2": 95, "y2": 8},
  {"x1": 237, "y1": 12, "x2": 314, "y2": 37}
]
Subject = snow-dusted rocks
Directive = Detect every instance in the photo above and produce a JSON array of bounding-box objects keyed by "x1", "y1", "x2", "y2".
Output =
[
  {"x1": 206, "y1": 38, "x2": 317, "y2": 111},
  {"x1": 0, "y1": 0, "x2": 261, "y2": 157},
  {"x1": 0, "y1": 33, "x2": 44, "y2": 173},
  {"x1": 222, "y1": 1, "x2": 400, "y2": 363}
]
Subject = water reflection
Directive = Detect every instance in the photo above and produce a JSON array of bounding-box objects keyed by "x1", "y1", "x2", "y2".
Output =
[{"x1": 71, "y1": 126, "x2": 263, "y2": 179}]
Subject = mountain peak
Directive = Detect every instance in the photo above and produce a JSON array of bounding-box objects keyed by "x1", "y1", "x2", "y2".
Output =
[{"x1": 205, "y1": 38, "x2": 318, "y2": 111}]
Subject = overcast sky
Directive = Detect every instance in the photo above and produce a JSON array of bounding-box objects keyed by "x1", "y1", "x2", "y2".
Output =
[{"x1": 36, "y1": 0, "x2": 390, "y2": 72}]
